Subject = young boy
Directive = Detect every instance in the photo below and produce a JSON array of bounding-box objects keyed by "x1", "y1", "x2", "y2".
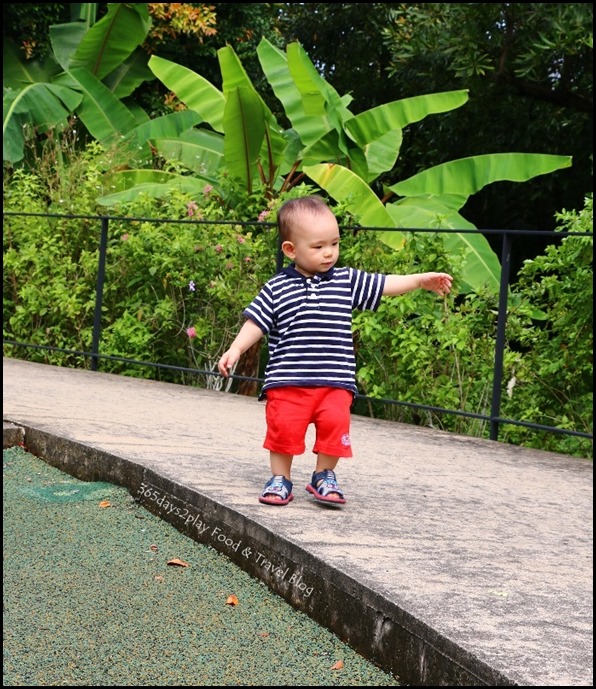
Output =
[{"x1": 218, "y1": 195, "x2": 452, "y2": 506}]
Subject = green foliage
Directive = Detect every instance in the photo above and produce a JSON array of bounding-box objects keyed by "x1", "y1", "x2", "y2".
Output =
[
  {"x1": 3, "y1": 136, "x2": 118, "y2": 367},
  {"x1": 4, "y1": 139, "x2": 289, "y2": 385},
  {"x1": 377, "y1": 3, "x2": 593, "y2": 237},
  {"x1": 98, "y1": 189, "x2": 279, "y2": 386},
  {"x1": 3, "y1": 142, "x2": 593, "y2": 459},
  {"x1": 94, "y1": 35, "x2": 570, "y2": 299},
  {"x1": 341, "y1": 228, "x2": 498, "y2": 438},
  {"x1": 341, "y1": 205, "x2": 593, "y2": 459},
  {"x1": 4, "y1": 2, "x2": 591, "y2": 246},
  {"x1": 3, "y1": 2, "x2": 152, "y2": 165},
  {"x1": 502, "y1": 198, "x2": 593, "y2": 456}
]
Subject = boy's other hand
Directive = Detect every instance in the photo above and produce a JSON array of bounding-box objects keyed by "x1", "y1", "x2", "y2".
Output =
[{"x1": 420, "y1": 272, "x2": 453, "y2": 296}]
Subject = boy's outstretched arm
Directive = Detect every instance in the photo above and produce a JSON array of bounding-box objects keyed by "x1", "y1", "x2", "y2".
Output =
[
  {"x1": 218, "y1": 319, "x2": 264, "y2": 377},
  {"x1": 383, "y1": 272, "x2": 453, "y2": 297}
]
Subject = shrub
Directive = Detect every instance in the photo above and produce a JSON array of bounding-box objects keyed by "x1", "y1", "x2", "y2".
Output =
[{"x1": 3, "y1": 143, "x2": 592, "y2": 458}]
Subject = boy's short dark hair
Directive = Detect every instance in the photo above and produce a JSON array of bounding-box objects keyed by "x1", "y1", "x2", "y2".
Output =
[{"x1": 278, "y1": 195, "x2": 332, "y2": 241}]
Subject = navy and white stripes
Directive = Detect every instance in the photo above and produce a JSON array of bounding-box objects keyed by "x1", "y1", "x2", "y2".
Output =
[{"x1": 243, "y1": 264, "x2": 385, "y2": 397}]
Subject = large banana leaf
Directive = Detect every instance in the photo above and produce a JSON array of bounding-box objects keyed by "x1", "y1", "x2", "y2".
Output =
[
  {"x1": 3, "y1": 39, "x2": 61, "y2": 88},
  {"x1": 3, "y1": 83, "x2": 81, "y2": 163},
  {"x1": 304, "y1": 163, "x2": 402, "y2": 239},
  {"x1": 301, "y1": 93, "x2": 470, "y2": 183},
  {"x1": 123, "y1": 110, "x2": 202, "y2": 145},
  {"x1": 257, "y1": 38, "x2": 350, "y2": 149},
  {"x1": 222, "y1": 88, "x2": 265, "y2": 192},
  {"x1": 112, "y1": 109, "x2": 223, "y2": 178},
  {"x1": 359, "y1": 130, "x2": 403, "y2": 181},
  {"x1": 49, "y1": 22, "x2": 89, "y2": 72},
  {"x1": 384, "y1": 197, "x2": 501, "y2": 293},
  {"x1": 301, "y1": 130, "x2": 370, "y2": 180},
  {"x1": 97, "y1": 170, "x2": 210, "y2": 206},
  {"x1": 54, "y1": 67, "x2": 138, "y2": 146},
  {"x1": 286, "y1": 42, "x2": 352, "y2": 125},
  {"x1": 69, "y1": 2, "x2": 98, "y2": 26},
  {"x1": 218, "y1": 44, "x2": 286, "y2": 189},
  {"x1": 103, "y1": 50, "x2": 155, "y2": 100},
  {"x1": 344, "y1": 91, "x2": 469, "y2": 180},
  {"x1": 154, "y1": 130, "x2": 224, "y2": 175},
  {"x1": 382, "y1": 194, "x2": 474, "y2": 232},
  {"x1": 148, "y1": 56, "x2": 225, "y2": 133},
  {"x1": 3, "y1": 39, "x2": 74, "y2": 163},
  {"x1": 391, "y1": 153, "x2": 573, "y2": 198},
  {"x1": 346, "y1": 91, "x2": 469, "y2": 147},
  {"x1": 256, "y1": 40, "x2": 302, "y2": 122},
  {"x1": 69, "y1": 3, "x2": 151, "y2": 79},
  {"x1": 305, "y1": 162, "x2": 500, "y2": 293}
]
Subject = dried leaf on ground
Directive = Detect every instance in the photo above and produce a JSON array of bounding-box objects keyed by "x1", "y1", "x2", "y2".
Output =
[
  {"x1": 331, "y1": 660, "x2": 344, "y2": 670},
  {"x1": 98, "y1": 500, "x2": 111, "y2": 508},
  {"x1": 226, "y1": 594, "x2": 239, "y2": 606},
  {"x1": 167, "y1": 558, "x2": 189, "y2": 567}
]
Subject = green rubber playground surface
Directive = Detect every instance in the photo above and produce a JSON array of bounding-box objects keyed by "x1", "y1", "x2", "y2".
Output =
[{"x1": 3, "y1": 446, "x2": 401, "y2": 687}]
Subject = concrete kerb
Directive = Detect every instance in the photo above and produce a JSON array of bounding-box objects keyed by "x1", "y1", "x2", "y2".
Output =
[
  {"x1": 3, "y1": 421, "x2": 24, "y2": 449},
  {"x1": 4, "y1": 421, "x2": 514, "y2": 687}
]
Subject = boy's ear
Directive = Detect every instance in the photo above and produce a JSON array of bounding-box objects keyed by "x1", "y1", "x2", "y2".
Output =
[{"x1": 281, "y1": 240, "x2": 296, "y2": 259}]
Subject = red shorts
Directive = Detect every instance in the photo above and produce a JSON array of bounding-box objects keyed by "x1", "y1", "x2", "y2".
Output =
[{"x1": 263, "y1": 386, "x2": 354, "y2": 457}]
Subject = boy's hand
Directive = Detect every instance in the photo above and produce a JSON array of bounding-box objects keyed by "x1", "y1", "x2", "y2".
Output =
[
  {"x1": 420, "y1": 272, "x2": 453, "y2": 296},
  {"x1": 218, "y1": 349, "x2": 239, "y2": 377},
  {"x1": 217, "y1": 320, "x2": 263, "y2": 378}
]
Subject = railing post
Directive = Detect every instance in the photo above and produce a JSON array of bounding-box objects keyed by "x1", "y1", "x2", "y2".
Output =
[
  {"x1": 90, "y1": 216, "x2": 109, "y2": 371},
  {"x1": 490, "y1": 232, "x2": 513, "y2": 441}
]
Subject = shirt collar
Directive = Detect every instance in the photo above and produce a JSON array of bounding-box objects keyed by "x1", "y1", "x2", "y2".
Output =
[{"x1": 281, "y1": 263, "x2": 335, "y2": 281}]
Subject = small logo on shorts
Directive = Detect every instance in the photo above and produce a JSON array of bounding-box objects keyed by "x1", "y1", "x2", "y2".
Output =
[{"x1": 341, "y1": 434, "x2": 351, "y2": 447}]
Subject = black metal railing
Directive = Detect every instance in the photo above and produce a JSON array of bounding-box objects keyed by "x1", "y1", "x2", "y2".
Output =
[{"x1": 3, "y1": 211, "x2": 593, "y2": 447}]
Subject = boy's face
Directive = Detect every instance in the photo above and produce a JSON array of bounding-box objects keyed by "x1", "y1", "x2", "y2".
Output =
[{"x1": 281, "y1": 210, "x2": 340, "y2": 277}]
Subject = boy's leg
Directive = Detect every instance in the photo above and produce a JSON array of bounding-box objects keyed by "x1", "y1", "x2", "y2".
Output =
[
  {"x1": 259, "y1": 452, "x2": 295, "y2": 505},
  {"x1": 313, "y1": 453, "x2": 342, "y2": 500},
  {"x1": 314, "y1": 453, "x2": 339, "y2": 473},
  {"x1": 261, "y1": 388, "x2": 310, "y2": 504},
  {"x1": 310, "y1": 388, "x2": 353, "y2": 501},
  {"x1": 270, "y1": 451, "x2": 293, "y2": 479}
]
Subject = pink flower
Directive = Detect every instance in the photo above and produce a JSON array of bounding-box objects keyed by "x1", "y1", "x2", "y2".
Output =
[
  {"x1": 203, "y1": 185, "x2": 213, "y2": 196},
  {"x1": 258, "y1": 210, "x2": 270, "y2": 222},
  {"x1": 121, "y1": 233, "x2": 129, "y2": 241},
  {"x1": 186, "y1": 326, "x2": 196, "y2": 339},
  {"x1": 187, "y1": 201, "x2": 198, "y2": 217},
  {"x1": 236, "y1": 235, "x2": 246, "y2": 244},
  {"x1": 214, "y1": 244, "x2": 223, "y2": 253},
  {"x1": 225, "y1": 261, "x2": 234, "y2": 270}
]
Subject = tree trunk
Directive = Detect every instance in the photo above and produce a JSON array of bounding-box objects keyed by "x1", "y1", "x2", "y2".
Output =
[{"x1": 235, "y1": 340, "x2": 261, "y2": 397}]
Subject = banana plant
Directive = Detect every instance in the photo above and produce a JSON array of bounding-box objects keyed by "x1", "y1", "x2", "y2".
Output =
[
  {"x1": 3, "y1": 2, "x2": 153, "y2": 164},
  {"x1": 305, "y1": 151, "x2": 572, "y2": 293},
  {"x1": 97, "y1": 38, "x2": 472, "y2": 206},
  {"x1": 102, "y1": 37, "x2": 570, "y2": 294}
]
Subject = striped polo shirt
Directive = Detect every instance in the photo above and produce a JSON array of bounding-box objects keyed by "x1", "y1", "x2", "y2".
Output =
[{"x1": 243, "y1": 263, "x2": 386, "y2": 398}]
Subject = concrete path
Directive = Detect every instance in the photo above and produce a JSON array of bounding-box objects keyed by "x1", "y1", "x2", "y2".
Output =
[{"x1": 3, "y1": 357, "x2": 593, "y2": 686}]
